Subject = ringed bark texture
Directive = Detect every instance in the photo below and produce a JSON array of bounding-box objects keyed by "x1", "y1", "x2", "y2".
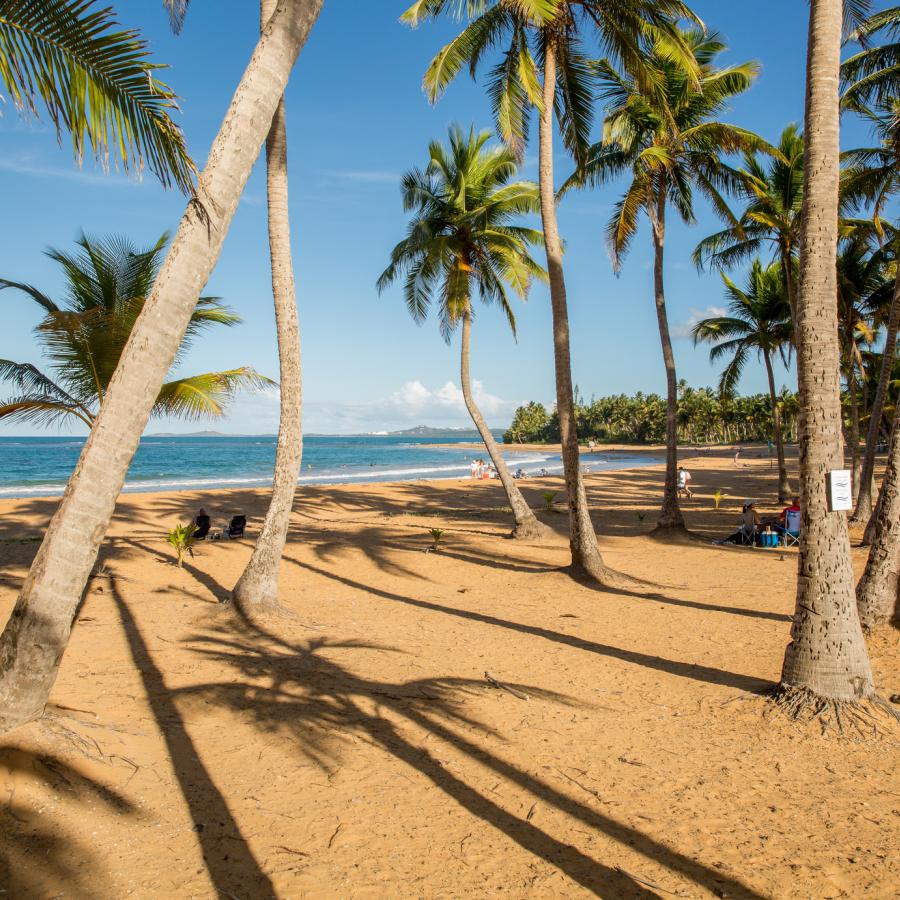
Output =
[
  {"x1": 763, "y1": 349, "x2": 792, "y2": 501},
  {"x1": 853, "y1": 270, "x2": 900, "y2": 523},
  {"x1": 232, "y1": 0, "x2": 304, "y2": 614},
  {"x1": 651, "y1": 189, "x2": 685, "y2": 530},
  {"x1": 856, "y1": 409, "x2": 900, "y2": 630},
  {"x1": 779, "y1": 0, "x2": 875, "y2": 704},
  {"x1": 0, "y1": 0, "x2": 325, "y2": 734},
  {"x1": 538, "y1": 42, "x2": 611, "y2": 581}
]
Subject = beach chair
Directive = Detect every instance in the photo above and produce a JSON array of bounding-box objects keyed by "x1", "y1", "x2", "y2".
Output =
[
  {"x1": 738, "y1": 524, "x2": 755, "y2": 546},
  {"x1": 225, "y1": 515, "x2": 246, "y2": 539},
  {"x1": 193, "y1": 514, "x2": 211, "y2": 541},
  {"x1": 781, "y1": 510, "x2": 800, "y2": 547}
]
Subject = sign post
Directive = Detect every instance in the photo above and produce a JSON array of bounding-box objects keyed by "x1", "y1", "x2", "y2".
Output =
[{"x1": 826, "y1": 469, "x2": 853, "y2": 512}]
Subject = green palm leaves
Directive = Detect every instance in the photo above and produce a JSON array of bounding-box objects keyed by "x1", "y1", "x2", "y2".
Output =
[
  {"x1": 842, "y1": 4, "x2": 900, "y2": 111},
  {"x1": 564, "y1": 28, "x2": 761, "y2": 269},
  {"x1": 403, "y1": 0, "x2": 702, "y2": 165},
  {"x1": 0, "y1": 233, "x2": 270, "y2": 428},
  {"x1": 0, "y1": 0, "x2": 194, "y2": 191},
  {"x1": 692, "y1": 259, "x2": 792, "y2": 395},
  {"x1": 378, "y1": 124, "x2": 546, "y2": 340}
]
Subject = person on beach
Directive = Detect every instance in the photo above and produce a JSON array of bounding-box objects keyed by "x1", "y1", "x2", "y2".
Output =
[
  {"x1": 193, "y1": 508, "x2": 211, "y2": 540},
  {"x1": 470, "y1": 459, "x2": 480, "y2": 479},
  {"x1": 733, "y1": 447, "x2": 742, "y2": 466},
  {"x1": 717, "y1": 502, "x2": 761, "y2": 545},
  {"x1": 774, "y1": 497, "x2": 801, "y2": 536},
  {"x1": 677, "y1": 466, "x2": 693, "y2": 499}
]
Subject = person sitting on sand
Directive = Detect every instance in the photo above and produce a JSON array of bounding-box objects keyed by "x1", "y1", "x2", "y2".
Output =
[
  {"x1": 513, "y1": 467, "x2": 526, "y2": 479},
  {"x1": 717, "y1": 502, "x2": 762, "y2": 545},
  {"x1": 193, "y1": 508, "x2": 211, "y2": 540},
  {"x1": 775, "y1": 497, "x2": 801, "y2": 536},
  {"x1": 677, "y1": 466, "x2": 693, "y2": 499}
]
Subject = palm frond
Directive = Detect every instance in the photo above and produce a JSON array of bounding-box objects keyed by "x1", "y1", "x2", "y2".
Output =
[
  {"x1": 0, "y1": 0, "x2": 195, "y2": 191},
  {"x1": 153, "y1": 368, "x2": 274, "y2": 421}
]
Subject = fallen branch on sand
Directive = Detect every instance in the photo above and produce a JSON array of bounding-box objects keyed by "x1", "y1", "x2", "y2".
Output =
[{"x1": 484, "y1": 671, "x2": 529, "y2": 700}]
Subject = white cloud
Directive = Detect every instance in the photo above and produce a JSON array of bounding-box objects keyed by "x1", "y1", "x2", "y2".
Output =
[
  {"x1": 146, "y1": 380, "x2": 518, "y2": 436},
  {"x1": 672, "y1": 305, "x2": 727, "y2": 340},
  {"x1": 0, "y1": 157, "x2": 143, "y2": 187},
  {"x1": 386, "y1": 379, "x2": 509, "y2": 418}
]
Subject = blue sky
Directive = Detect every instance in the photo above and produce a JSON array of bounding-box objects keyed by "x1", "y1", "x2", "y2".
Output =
[{"x1": 0, "y1": 0, "x2": 877, "y2": 434}]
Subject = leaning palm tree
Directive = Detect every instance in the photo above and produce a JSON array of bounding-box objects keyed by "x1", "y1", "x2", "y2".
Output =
[
  {"x1": 1, "y1": 0, "x2": 193, "y2": 191},
  {"x1": 0, "y1": 233, "x2": 268, "y2": 427},
  {"x1": 378, "y1": 126, "x2": 549, "y2": 540},
  {"x1": 0, "y1": 0, "x2": 325, "y2": 735},
  {"x1": 775, "y1": 0, "x2": 879, "y2": 720},
  {"x1": 693, "y1": 125, "x2": 805, "y2": 325},
  {"x1": 693, "y1": 260, "x2": 794, "y2": 501},
  {"x1": 163, "y1": 0, "x2": 305, "y2": 614},
  {"x1": 839, "y1": 102, "x2": 900, "y2": 526},
  {"x1": 562, "y1": 29, "x2": 762, "y2": 529},
  {"x1": 403, "y1": 0, "x2": 700, "y2": 582}
]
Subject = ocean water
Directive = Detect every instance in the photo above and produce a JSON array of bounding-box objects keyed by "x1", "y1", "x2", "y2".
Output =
[{"x1": 0, "y1": 435, "x2": 659, "y2": 498}]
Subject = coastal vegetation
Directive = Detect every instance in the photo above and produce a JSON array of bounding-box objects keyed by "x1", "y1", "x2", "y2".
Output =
[
  {"x1": 0, "y1": 3, "x2": 898, "y2": 892},
  {"x1": 504, "y1": 385, "x2": 801, "y2": 447}
]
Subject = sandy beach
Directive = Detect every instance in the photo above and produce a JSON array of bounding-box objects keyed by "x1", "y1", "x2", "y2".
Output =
[{"x1": 1, "y1": 447, "x2": 897, "y2": 898}]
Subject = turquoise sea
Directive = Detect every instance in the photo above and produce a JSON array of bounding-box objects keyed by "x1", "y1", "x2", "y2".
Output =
[{"x1": 0, "y1": 435, "x2": 659, "y2": 498}]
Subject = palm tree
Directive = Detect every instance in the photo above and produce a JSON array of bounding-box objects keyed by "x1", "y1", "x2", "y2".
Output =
[
  {"x1": 842, "y1": 4, "x2": 900, "y2": 111},
  {"x1": 855, "y1": 398, "x2": 900, "y2": 629},
  {"x1": 378, "y1": 125, "x2": 549, "y2": 539},
  {"x1": 834, "y1": 228, "x2": 893, "y2": 502},
  {"x1": 775, "y1": 0, "x2": 877, "y2": 718},
  {"x1": 839, "y1": 103, "x2": 900, "y2": 526},
  {"x1": 164, "y1": 0, "x2": 306, "y2": 614},
  {"x1": 0, "y1": 233, "x2": 268, "y2": 427},
  {"x1": 0, "y1": 0, "x2": 325, "y2": 735},
  {"x1": 1, "y1": 0, "x2": 193, "y2": 191},
  {"x1": 403, "y1": 0, "x2": 699, "y2": 582},
  {"x1": 562, "y1": 29, "x2": 761, "y2": 528},
  {"x1": 693, "y1": 125, "x2": 804, "y2": 325},
  {"x1": 692, "y1": 260, "x2": 793, "y2": 500}
]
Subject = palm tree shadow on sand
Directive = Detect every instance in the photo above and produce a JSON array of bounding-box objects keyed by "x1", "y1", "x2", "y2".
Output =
[{"x1": 110, "y1": 578, "x2": 765, "y2": 899}]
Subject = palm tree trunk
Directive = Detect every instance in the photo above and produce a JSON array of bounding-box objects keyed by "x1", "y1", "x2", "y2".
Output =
[
  {"x1": 763, "y1": 348, "x2": 792, "y2": 501},
  {"x1": 538, "y1": 40, "x2": 612, "y2": 582},
  {"x1": 853, "y1": 266, "x2": 900, "y2": 523},
  {"x1": 856, "y1": 406, "x2": 900, "y2": 629},
  {"x1": 231, "y1": 0, "x2": 304, "y2": 615},
  {"x1": 0, "y1": 0, "x2": 324, "y2": 735},
  {"x1": 650, "y1": 187, "x2": 684, "y2": 530},
  {"x1": 460, "y1": 311, "x2": 547, "y2": 540},
  {"x1": 780, "y1": 244, "x2": 798, "y2": 333},
  {"x1": 777, "y1": 0, "x2": 875, "y2": 712},
  {"x1": 847, "y1": 361, "x2": 861, "y2": 501}
]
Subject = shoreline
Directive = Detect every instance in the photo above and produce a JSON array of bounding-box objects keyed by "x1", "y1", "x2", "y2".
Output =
[{"x1": 0, "y1": 444, "x2": 670, "y2": 501}]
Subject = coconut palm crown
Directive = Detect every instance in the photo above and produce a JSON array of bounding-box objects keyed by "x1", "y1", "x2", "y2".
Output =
[
  {"x1": 563, "y1": 29, "x2": 762, "y2": 265},
  {"x1": 0, "y1": 232, "x2": 270, "y2": 428},
  {"x1": 402, "y1": 0, "x2": 702, "y2": 166},
  {"x1": 377, "y1": 125, "x2": 546, "y2": 337},
  {"x1": 693, "y1": 260, "x2": 792, "y2": 396}
]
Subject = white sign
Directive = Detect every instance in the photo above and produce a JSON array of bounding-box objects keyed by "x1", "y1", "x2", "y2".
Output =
[{"x1": 827, "y1": 469, "x2": 853, "y2": 511}]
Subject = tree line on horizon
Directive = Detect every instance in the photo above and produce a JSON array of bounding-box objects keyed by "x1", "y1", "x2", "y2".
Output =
[
  {"x1": 503, "y1": 385, "x2": 803, "y2": 447},
  {"x1": 0, "y1": 0, "x2": 898, "y2": 741}
]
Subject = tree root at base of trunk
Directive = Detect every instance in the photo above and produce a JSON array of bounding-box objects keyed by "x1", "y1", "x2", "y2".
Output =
[
  {"x1": 509, "y1": 519, "x2": 554, "y2": 542},
  {"x1": 648, "y1": 523, "x2": 696, "y2": 544},
  {"x1": 767, "y1": 684, "x2": 900, "y2": 737}
]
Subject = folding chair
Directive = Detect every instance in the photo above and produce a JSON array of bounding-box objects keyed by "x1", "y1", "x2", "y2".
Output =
[{"x1": 781, "y1": 509, "x2": 800, "y2": 547}]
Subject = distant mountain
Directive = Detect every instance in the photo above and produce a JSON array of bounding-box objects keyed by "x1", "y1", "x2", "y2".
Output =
[
  {"x1": 147, "y1": 430, "x2": 258, "y2": 437},
  {"x1": 387, "y1": 425, "x2": 492, "y2": 437}
]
